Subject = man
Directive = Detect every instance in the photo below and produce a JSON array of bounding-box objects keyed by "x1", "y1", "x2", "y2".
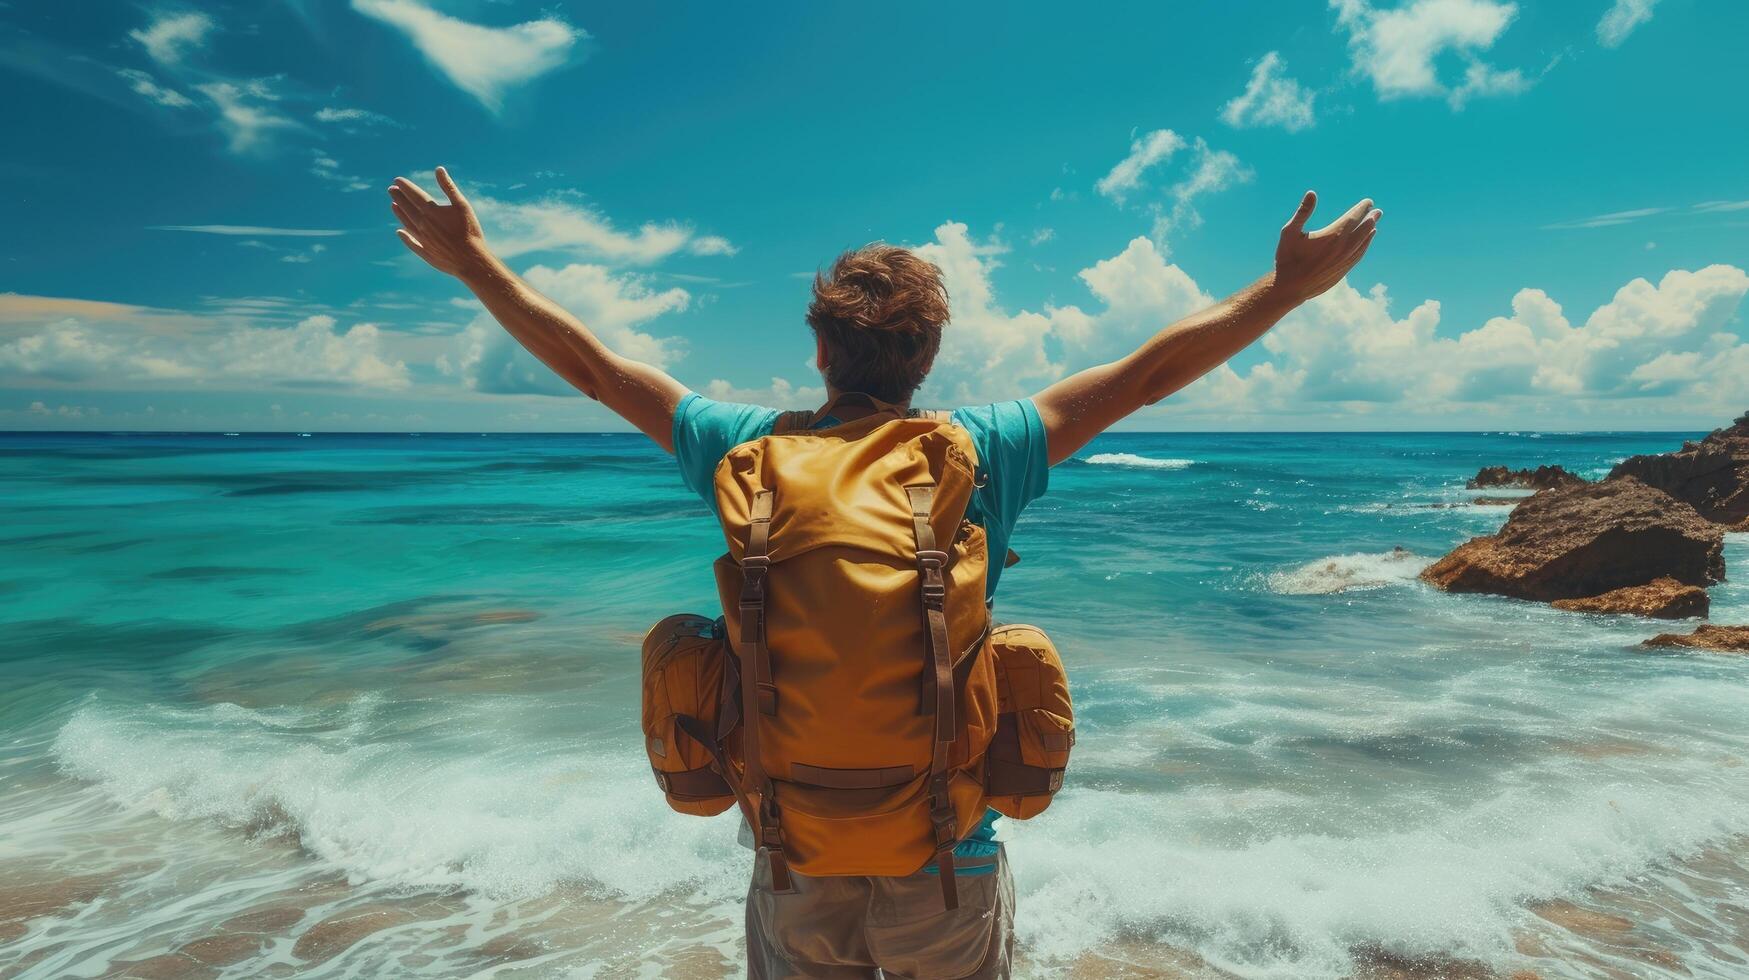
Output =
[{"x1": 388, "y1": 167, "x2": 1380, "y2": 978}]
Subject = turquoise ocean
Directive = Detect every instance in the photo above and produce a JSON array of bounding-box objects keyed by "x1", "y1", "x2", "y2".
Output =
[{"x1": 3, "y1": 429, "x2": 1747, "y2": 978}]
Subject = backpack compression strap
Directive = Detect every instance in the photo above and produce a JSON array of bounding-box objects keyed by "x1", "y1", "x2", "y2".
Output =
[
  {"x1": 738, "y1": 489, "x2": 792, "y2": 892},
  {"x1": 905, "y1": 484, "x2": 960, "y2": 911}
]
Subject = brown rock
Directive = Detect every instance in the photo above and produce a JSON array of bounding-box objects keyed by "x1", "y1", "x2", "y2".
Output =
[
  {"x1": 1608, "y1": 411, "x2": 1749, "y2": 527},
  {"x1": 1549, "y1": 577, "x2": 1709, "y2": 618},
  {"x1": 1472, "y1": 497, "x2": 1525, "y2": 507},
  {"x1": 1421, "y1": 478, "x2": 1725, "y2": 602},
  {"x1": 1642, "y1": 624, "x2": 1749, "y2": 653},
  {"x1": 1468, "y1": 465, "x2": 1586, "y2": 491}
]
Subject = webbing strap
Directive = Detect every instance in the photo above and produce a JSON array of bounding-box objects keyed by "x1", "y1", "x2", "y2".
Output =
[
  {"x1": 673, "y1": 713, "x2": 756, "y2": 822},
  {"x1": 740, "y1": 491, "x2": 776, "y2": 716},
  {"x1": 906, "y1": 484, "x2": 960, "y2": 911},
  {"x1": 806, "y1": 391, "x2": 909, "y2": 428},
  {"x1": 770, "y1": 410, "x2": 809, "y2": 436},
  {"x1": 906, "y1": 486, "x2": 955, "y2": 735},
  {"x1": 737, "y1": 489, "x2": 790, "y2": 892}
]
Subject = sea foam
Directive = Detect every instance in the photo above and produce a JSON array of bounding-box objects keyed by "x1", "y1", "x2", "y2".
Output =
[
  {"x1": 1267, "y1": 549, "x2": 1433, "y2": 595},
  {"x1": 50, "y1": 698, "x2": 750, "y2": 905},
  {"x1": 1084, "y1": 453, "x2": 1197, "y2": 470}
]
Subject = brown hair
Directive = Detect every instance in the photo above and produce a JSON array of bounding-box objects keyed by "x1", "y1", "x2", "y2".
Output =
[{"x1": 806, "y1": 243, "x2": 948, "y2": 403}]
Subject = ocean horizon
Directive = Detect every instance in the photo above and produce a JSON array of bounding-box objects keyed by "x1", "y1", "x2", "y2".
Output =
[{"x1": 4, "y1": 428, "x2": 1746, "y2": 978}]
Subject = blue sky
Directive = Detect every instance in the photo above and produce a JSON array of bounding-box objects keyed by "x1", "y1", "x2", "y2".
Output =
[{"x1": 2, "y1": 0, "x2": 1745, "y2": 431}]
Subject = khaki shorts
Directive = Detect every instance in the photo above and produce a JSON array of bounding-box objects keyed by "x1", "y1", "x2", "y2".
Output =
[{"x1": 744, "y1": 845, "x2": 1015, "y2": 980}]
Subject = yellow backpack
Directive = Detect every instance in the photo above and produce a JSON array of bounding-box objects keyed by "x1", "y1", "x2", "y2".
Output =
[{"x1": 640, "y1": 394, "x2": 1074, "y2": 909}]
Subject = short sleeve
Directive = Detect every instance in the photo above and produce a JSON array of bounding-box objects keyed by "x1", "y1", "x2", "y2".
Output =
[
  {"x1": 671, "y1": 393, "x2": 781, "y2": 506},
  {"x1": 949, "y1": 399, "x2": 1050, "y2": 537}
]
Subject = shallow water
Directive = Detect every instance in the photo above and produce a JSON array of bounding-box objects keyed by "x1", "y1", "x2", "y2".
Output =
[{"x1": 2, "y1": 430, "x2": 1746, "y2": 978}]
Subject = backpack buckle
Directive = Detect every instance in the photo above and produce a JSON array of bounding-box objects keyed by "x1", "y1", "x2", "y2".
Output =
[
  {"x1": 931, "y1": 807, "x2": 959, "y2": 849},
  {"x1": 916, "y1": 549, "x2": 948, "y2": 570}
]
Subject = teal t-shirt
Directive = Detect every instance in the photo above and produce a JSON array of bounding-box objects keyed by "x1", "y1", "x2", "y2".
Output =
[{"x1": 670, "y1": 392, "x2": 1051, "y2": 871}]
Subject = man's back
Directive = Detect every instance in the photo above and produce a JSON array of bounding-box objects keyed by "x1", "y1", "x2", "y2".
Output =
[{"x1": 671, "y1": 392, "x2": 1049, "y2": 979}]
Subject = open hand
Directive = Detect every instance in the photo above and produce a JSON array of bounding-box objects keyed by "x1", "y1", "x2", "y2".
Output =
[
  {"x1": 1273, "y1": 191, "x2": 1381, "y2": 304},
  {"x1": 387, "y1": 167, "x2": 489, "y2": 279}
]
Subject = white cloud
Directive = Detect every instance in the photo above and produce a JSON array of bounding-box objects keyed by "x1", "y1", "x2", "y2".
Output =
[
  {"x1": 910, "y1": 223, "x2": 1066, "y2": 402},
  {"x1": 1153, "y1": 140, "x2": 1252, "y2": 242},
  {"x1": 352, "y1": 0, "x2": 582, "y2": 111},
  {"x1": 880, "y1": 220, "x2": 1749, "y2": 425},
  {"x1": 149, "y1": 225, "x2": 344, "y2": 237},
  {"x1": 702, "y1": 376, "x2": 827, "y2": 408},
  {"x1": 904, "y1": 225, "x2": 1211, "y2": 404},
  {"x1": 130, "y1": 11, "x2": 214, "y2": 65},
  {"x1": 1597, "y1": 0, "x2": 1660, "y2": 48},
  {"x1": 1077, "y1": 238, "x2": 1214, "y2": 339},
  {"x1": 1331, "y1": 0, "x2": 1528, "y2": 107},
  {"x1": 1095, "y1": 130, "x2": 1250, "y2": 248},
  {"x1": 1540, "y1": 206, "x2": 1669, "y2": 230},
  {"x1": 0, "y1": 303, "x2": 410, "y2": 391},
  {"x1": 310, "y1": 152, "x2": 371, "y2": 192},
  {"x1": 1142, "y1": 264, "x2": 1749, "y2": 418},
  {"x1": 27, "y1": 401, "x2": 99, "y2": 419},
  {"x1": 1694, "y1": 200, "x2": 1749, "y2": 214},
  {"x1": 1095, "y1": 129, "x2": 1185, "y2": 204},
  {"x1": 314, "y1": 106, "x2": 395, "y2": 126},
  {"x1": 196, "y1": 80, "x2": 298, "y2": 154},
  {"x1": 1029, "y1": 228, "x2": 1056, "y2": 246},
  {"x1": 0, "y1": 320, "x2": 140, "y2": 382},
  {"x1": 1221, "y1": 52, "x2": 1317, "y2": 132},
  {"x1": 210, "y1": 314, "x2": 409, "y2": 389},
  {"x1": 1446, "y1": 59, "x2": 1528, "y2": 109},
  {"x1": 441, "y1": 264, "x2": 690, "y2": 396},
  {"x1": 688, "y1": 235, "x2": 739, "y2": 257},
  {"x1": 475, "y1": 195, "x2": 733, "y2": 264},
  {"x1": 116, "y1": 68, "x2": 193, "y2": 109},
  {"x1": 279, "y1": 243, "x2": 328, "y2": 264}
]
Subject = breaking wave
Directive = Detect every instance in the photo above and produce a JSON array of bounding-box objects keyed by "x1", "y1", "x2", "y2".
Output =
[
  {"x1": 1267, "y1": 549, "x2": 1433, "y2": 595},
  {"x1": 1084, "y1": 453, "x2": 1198, "y2": 470}
]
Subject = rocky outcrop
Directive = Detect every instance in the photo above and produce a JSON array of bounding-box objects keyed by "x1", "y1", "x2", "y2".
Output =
[
  {"x1": 1467, "y1": 464, "x2": 1586, "y2": 491},
  {"x1": 1642, "y1": 624, "x2": 1749, "y2": 652},
  {"x1": 1549, "y1": 577, "x2": 1709, "y2": 618},
  {"x1": 1607, "y1": 412, "x2": 1749, "y2": 529},
  {"x1": 1420, "y1": 478, "x2": 1724, "y2": 603}
]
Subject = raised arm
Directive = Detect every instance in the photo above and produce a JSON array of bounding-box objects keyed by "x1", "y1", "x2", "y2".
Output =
[
  {"x1": 388, "y1": 167, "x2": 688, "y2": 451},
  {"x1": 1033, "y1": 191, "x2": 1381, "y2": 465}
]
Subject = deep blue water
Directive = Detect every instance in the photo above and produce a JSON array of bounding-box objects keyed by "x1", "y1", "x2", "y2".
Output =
[{"x1": 2, "y1": 430, "x2": 1746, "y2": 978}]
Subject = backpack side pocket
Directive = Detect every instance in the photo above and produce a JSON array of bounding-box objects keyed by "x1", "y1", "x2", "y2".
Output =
[
  {"x1": 984, "y1": 624, "x2": 1074, "y2": 818},
  {"x1": 641, "y1": 613, "x2": 739, "y2": 816}
]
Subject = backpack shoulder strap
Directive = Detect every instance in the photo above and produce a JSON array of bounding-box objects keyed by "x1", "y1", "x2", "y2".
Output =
[
  {"x1": 770, "y1": 410, "x2": 812, "y2": 436},
  {"x1": 905, "y1": 483, "x2": 962, "y2": 911},
  {"x1": 771, "y1": 404, "x2": 951, "y2": 436}
]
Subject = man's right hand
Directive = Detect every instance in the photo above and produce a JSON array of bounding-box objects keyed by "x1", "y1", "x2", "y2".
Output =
[
  {"x1": 1271, "y1": 191, "x2": 1382, "y2": 305},
  {"x1": 388, "y1": 166, "x2": 493, "y2": 281}
]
